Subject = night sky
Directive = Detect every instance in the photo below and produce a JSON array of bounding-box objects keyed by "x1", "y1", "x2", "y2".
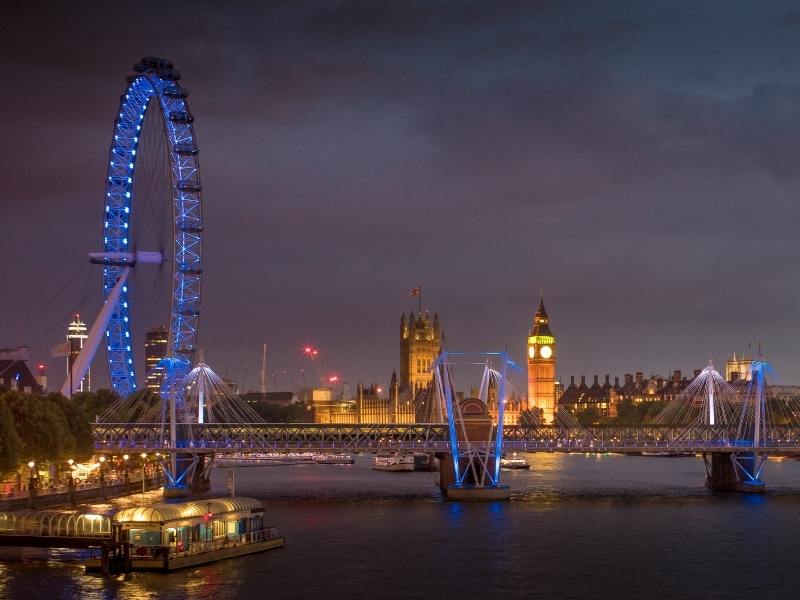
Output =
[{"x1": 3, "y1": 1, "x2": 800, "y2": 392}]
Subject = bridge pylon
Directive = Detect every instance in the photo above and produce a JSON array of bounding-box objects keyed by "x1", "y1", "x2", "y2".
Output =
[
  {"x1": 702, "y1": 360, "x2": 775, "y2": 493},
  {"x1": 727, "y1": 360, "x2": 772, "y2": 492},
  {"x1": 653, "y1": 359, "x2": 770, "y2": 493},
  {"x1": 433, "y1": 350, "x2": 515, "y2": 501},
  {"x1": 97, "y1": 360, "x2": 266, "y2": 498}
]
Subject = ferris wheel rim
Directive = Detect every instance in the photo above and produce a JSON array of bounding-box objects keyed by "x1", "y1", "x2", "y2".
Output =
[{"x1": 100, "y1": 58, "x2": 203, "y2": 397}]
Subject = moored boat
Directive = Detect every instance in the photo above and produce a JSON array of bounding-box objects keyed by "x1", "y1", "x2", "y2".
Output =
[
  {"x1": 372, "y1": 453, "x2": 415, "y2": 472},
  {"x1": 500, "y1": 454, "x2": 530, "y2": 470},
  {"x1": 215, "y1": 452, "x2": 315, "y2": 467},
  {"x1": 84, "y1": 497, "x2": 283, "y2": 572},
  {"x1": 313, "y1": 454, "x2": 355, "y2": 465},
  {"x1": 641, "y1": 451, "x2": 695, "y2": 458}
]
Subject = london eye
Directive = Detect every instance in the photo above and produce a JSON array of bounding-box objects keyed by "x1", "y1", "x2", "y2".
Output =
[{"x1": 62, "y1": 57, "x2": 203, "y2": 398}]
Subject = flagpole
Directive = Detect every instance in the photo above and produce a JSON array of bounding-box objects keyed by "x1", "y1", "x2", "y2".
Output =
[{"x1": 418, "y1": 283, "x2": 422, "y2": 313}]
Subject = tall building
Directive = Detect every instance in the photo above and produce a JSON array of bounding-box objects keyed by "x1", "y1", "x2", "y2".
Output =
[
  {"x1": 67, "y1": 315, "x2": 90, "y2": 392},
  {"x1": 144, "y1": 325, "x2": 169, "y2": 393},
  {"x1": 526, "y1": 296, "x2": 556, "y2": 424},
  {"x1": 399, "y1": 310, "x2": 441, "y2": 394},
  {"x1": 307, "y1": 375, "x2": 416, "y2": 424}
]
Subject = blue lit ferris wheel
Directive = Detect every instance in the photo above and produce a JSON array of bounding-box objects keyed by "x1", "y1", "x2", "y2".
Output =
[{"x1": 99, "y1": 57, "x2": 203, "y2": 397}]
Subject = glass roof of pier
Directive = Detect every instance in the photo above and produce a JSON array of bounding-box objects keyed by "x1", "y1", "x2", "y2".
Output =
[{"x1": 114, "y1": 497, "x2": 263, "y2": 524}]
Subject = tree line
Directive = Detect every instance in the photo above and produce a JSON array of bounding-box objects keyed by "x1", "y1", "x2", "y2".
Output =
[{"x1": 0, "y1": 388, "x2": 115, "y2": 477}]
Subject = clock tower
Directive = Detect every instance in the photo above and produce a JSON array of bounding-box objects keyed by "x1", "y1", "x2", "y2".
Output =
[{"x1": 527, "y1": 295, "x2": 556, "y2": 424}]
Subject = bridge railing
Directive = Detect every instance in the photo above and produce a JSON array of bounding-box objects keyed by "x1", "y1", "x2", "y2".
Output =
[{"x1": 90, "y1": 423, "x2": 800, "y2": 453}]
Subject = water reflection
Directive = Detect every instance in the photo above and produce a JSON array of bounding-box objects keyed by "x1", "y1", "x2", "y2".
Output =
[{"x1": 2, "y1": 454, "x2": 800, "y2": 599}]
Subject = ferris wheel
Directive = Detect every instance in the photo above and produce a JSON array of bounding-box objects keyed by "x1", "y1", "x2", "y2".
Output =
[{"x1": 61, "y1": 57, "x2": 203, "y2": 398}]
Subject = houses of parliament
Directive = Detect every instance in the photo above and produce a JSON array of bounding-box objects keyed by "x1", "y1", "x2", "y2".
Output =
[{"x1": 310, "y1": 296, "x2": 560, "y2": 426}]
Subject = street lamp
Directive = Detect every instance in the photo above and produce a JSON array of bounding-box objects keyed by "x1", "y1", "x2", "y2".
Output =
[
  {"x1": 205, "y1": 502, "x2": 212, "y2": 547},
  {"x1": 141, "y1": 453, "x2": 147, "y2": 501},
  {"x1": 67, "y1": 459, "x2": 74, "y2": 488},
  {"x1": 98, "y1": 455, "x2": 106, "y2": 485},
  {"x1": 123, "y1": 454, "x2": 129, "y2": 482},
  {"x1": 155, "y1": 452, "x2": 162, "y2": 485},
  {"x1": 27, "y1": 461, "x2": 35, "y2": 491}
]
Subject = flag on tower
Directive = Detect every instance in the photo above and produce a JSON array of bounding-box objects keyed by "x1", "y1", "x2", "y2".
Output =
[{"x1": 410, "y1": 284, "x2": 421, "y2": 297}]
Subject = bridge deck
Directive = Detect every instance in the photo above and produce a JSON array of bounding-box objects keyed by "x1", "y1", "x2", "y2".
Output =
[{"x1": 91, "y1": 423, "x2": 800, "y2": 454}]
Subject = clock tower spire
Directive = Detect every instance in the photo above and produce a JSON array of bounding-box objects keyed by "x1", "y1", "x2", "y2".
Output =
[{"x1": 527, "y1": 294, "x2": 557, "y2": 424}]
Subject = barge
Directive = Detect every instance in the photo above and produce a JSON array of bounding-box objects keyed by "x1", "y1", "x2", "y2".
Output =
[
  {"x1": 372, "y1": 453, "x2": 415, "y2": 472},
  {"x1": 85, "y1": 497, "x2": 283, "y2": 572}
]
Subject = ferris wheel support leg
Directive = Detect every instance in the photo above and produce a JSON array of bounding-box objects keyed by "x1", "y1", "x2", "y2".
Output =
[{"x1": 60, "y1": 267, "x2": 131, "y2": 398}]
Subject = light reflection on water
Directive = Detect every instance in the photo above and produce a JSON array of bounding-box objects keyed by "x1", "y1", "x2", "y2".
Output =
[{"x1": 2, "y1": 453, "x2": 800, "y2": 599}]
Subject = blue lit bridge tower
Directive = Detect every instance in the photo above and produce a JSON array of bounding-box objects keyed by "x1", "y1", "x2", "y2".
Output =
[{"x1": 432, "y1": 350, "x2": 515, "y2": 501}]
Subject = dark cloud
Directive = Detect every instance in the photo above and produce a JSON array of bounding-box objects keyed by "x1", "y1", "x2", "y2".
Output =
[
  {"x1": 775, "y1": 10, "x2": 800, "y2": 28},
  {"x1": 3, "y1": 1, "x2": 800, "y2": 392}
]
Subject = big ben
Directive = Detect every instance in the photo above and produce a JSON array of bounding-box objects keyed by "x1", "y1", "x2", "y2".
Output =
[{"x1": 527, "y1": 296, "x2": 556, "y2": 423}]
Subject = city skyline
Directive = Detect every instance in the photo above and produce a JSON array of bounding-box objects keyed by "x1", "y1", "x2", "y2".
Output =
[
  {"x1": 4, "y1": 2, "x2": 800, "y2": 391},
  {"x1": 3, "y1": 5, "x2": 800, "y2": 597}
]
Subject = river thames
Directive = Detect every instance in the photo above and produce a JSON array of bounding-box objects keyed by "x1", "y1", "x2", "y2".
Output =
[{"x1": 2, "y1": 453, "x2": 800, "y2": 599}]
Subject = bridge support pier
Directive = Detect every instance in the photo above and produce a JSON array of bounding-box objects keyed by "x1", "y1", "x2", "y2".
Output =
[
  {"x1": 703, "y1": 452, "x2": 766, "y2": 493},
  {"x1": 163, "y1": 453, "x2": 213, "y2": 498},
  {"x1": 190, "y1": 454, "x2": 212, "y2": 493},
  {"x1": 436, "y1": 452, "x2": 511, "y2": 501}
]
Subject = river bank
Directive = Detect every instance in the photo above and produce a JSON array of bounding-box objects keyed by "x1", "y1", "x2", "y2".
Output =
[{"x1": 0, "y1": 477, "x2": 163, "y2": 511}]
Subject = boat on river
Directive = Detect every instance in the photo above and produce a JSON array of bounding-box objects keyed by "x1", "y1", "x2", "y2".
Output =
[
  {"x1": 372, "y1": 453, "x2": 415, "y2": 472},
  {"x1": 313, "y1": 454, "x2": 354, "y2": 465},
  {"x1": 500, "y1": 454, "x2": 530, "y2": 470},
  {"x1": 215, "y1": 452, "x2": 315, "y2": 467},
  {"x1": 84, "y1": 497, "x2": 283, "y2": 572},
  {"x1": 641, "y1": 451, "x2": 695, "y2": 458}
]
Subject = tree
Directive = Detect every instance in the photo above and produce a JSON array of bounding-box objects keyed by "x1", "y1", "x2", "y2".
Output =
[
  {"x1": 577, "y1": 407, "x2": 602, "y2": 426},
  {"x1": 0, "y1": 395, "x2": 22, "y2": 476},
  {"x1": 72, "y1": 388, "x2": 118, "y2": 422},
  {"x1": 253, "y1": 401, "x2": 309, "y2": 423},
  {"x1": 47, "y1": 393, "x2": 93, "y2": 461}
]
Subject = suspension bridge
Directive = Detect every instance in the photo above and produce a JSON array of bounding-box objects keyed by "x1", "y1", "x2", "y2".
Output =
[
  {"x1": 44, "y1": 56, "x2": 800, "y2": 500},
  {"x1": 89, "y1": 355, "x2": 800, "y2": 498}
]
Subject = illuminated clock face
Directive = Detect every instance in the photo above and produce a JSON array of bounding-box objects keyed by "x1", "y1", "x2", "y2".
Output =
[
  {"x1": 528, "y1": 346, "x2": 535, "y2": 359},
  {"x1": 539, "y1": 345, "x2": 553, "y2": 359}
]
